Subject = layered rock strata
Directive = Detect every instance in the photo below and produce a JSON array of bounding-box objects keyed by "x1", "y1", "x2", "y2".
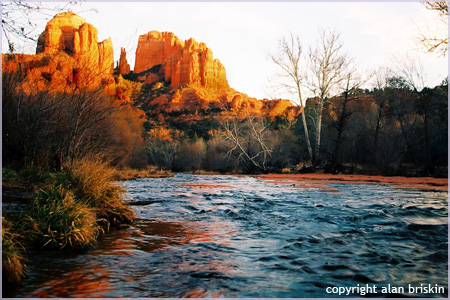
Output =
[
  {"x1": 5, "y1": 12, "x2": 123, "y2": 98},
  {"x1": 134, "y1": 31, "x2": 229, "y2": 90},
  {"x1": 36, "y1": 12, "x2": 114, "y2": 77}
]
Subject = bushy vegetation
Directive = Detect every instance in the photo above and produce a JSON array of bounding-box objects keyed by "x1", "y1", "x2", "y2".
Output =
[
  {"x1": 21, "y1": 186, "x2": 99, "y2": 250},
  {"x1": 2, "y1": 159, "x2": 136, "y2": 288},
  {"x1": 141, "y1": 78, "x2": 447, "y2": 176},
  {"x1": 2, "y1": 217, "x2": 27, "y2": 286},
  {"x1": 317, "y1": 80, "x2": 448, "y2": 176},
  {"x1": 2, "y1": 70, "x2": 146, "y2": 171},
  {"x1": 56, "y1": 159, "x2": 135, "y2": 228},
  {"x1": 2, "y1": 57, "x2": 146, "y2": 288},
  {"x1": 145, "y1": 116, "x2": 300, "y2": 174}
]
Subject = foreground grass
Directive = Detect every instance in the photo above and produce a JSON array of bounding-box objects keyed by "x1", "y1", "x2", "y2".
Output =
[
  {"x1": 2, "y1": 159, "x2": 136, "y2": 288},
  {"x1": 21, "y1": 186, "x2": 100, "y2": 250},
  {"x1": 57, "y1": 159, "x2": 135, "y2": 228},
  {"x1": 2, "y1": 217, "x2": 27, "y2": 288}
]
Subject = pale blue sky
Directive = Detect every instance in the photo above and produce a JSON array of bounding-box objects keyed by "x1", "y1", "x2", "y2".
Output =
[{"x1": 3, "y1": 1, "x2": 448, "y2": 99}]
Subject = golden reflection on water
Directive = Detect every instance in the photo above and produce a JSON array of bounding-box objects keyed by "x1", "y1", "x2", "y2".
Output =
[
  {"x1": 31, "y1": 264, "x2": 112, "y2": 298},
  {"x1": 20, "y1": 174, "x2": 447, "y2": 298},
  {"x1": 182, "y1": 286, "x2": 228, "y2": 298},
  {"x1": 26, "y1": 215, "x2": 238, "y2": 297}
]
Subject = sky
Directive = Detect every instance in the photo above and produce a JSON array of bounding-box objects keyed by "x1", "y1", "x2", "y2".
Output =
[{"x1": 2, "y1": 1, "x2": 448, "y2": 99}]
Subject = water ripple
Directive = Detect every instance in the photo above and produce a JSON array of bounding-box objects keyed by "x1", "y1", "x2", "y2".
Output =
[{"x1": 15, "y1": 173, "x2": 448, "y2": 298}]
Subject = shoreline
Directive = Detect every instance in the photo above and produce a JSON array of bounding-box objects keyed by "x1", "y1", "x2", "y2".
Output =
[
  {"x1": 252, "y1": 173, "x2": 448, "y2": 191},
  {"x1": 116, "y1": 170, "x2": 448, "y2": 191}
]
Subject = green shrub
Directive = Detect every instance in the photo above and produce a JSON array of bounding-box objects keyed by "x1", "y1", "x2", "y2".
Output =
[
  {"x1": 2, "y1": 165, "x2": 55, "y2": 188},
  {"x1": 22, "y1": 186, "x2": 99, "y2": 250},
  {"x1": 57, "y1": 159, "x2": 135, "y2": 228},
  {"x1": 2, "y1": 217, "x2": 27, "y2": 285},
  {"x1": 2, "y1": 166, "x2": 19, "y2": 186}
]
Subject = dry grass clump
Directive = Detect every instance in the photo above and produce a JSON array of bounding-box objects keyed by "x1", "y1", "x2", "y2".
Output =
[
  {"x1": 113, "y1": 165, "x2": 174, "y2": 180},
  {"x1": 2, "y1": 159, "x2": 137, "y2": 290},
  {"x1": 2, "y1": 217, "x2": 27, "y2": 285},
  {"x1": 22, "y1": 186, "x2": 99, "y2": 250},
  {"x1": 58, "y1": 159, "x2": 135, "y2": 228}
]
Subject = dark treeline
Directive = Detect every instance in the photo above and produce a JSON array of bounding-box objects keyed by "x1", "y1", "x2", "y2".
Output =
[
  {"x1": 145, "y1": 78, "x2": 448, "y2": 177},
  {"x1": 308, "y1": 77, "x2": 448, "y2": 177},
  {"x1": 3, "y1": 65, "x2": 447, "y2": 177}
]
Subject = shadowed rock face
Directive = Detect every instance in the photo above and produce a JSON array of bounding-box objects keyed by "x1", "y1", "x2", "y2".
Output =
[{"x1": 134, "y1": 31, "x2": 229, "y2": 91}]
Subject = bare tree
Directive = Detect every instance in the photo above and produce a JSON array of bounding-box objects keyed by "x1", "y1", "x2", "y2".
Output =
[
  {"x1": 2, "y1": 63, "x2": 144, "y2": 170},
  {"x1": 1, "y1": 1, "x2": 80, "y2": 53},
  {"x1": 371, "y1": 67, "x2": 393, "y2": 156},
  {"x1": 146, "y1": 134, "x2": 178, "y2": 170},
  {"x1": 221, "y1": 116, "x2": 273, "y2": 173},
  {"x1": 268, "y1": 33, "x2": 313, "y2": 162},
  {"x1": 418, "y1": 1, "x2": 448, "y2": 56},
  {"x1": 329, "y1": 67, "x2": 368, "y2": 171},
  {"x1": 394, "y1": 54, "x2": 438, "y2": 169},
  {"x1": 308, "y1": 29, "x2": 349, "y2": 164}
]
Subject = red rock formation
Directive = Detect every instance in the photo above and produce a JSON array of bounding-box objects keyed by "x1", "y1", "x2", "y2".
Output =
[
  {"x1": 36, "y1": 12, "x2": 86, "y2": 54},
  {"x1": 134, "y1": 31, "x2": 229, "y2": 90},
  {"x1": 4, "y1": 12, "x2": 129, "y2": 101},
  {"x1": 36, "y1": 12, "x2": 114, "y2": 77},
  {"x1": 142, "y1": 84, "x2": 300, "y2": 120},
  {"x1": 98, "y1": 38, "x2": 114, "y2": 74},
  {"x1": 7, "y1": 14, "x2": 299, "y2": 123},
  {"x1": 118, "y1": 47, "x2": 131, "y2": 75},
  {"x1": 133, "y1": 30, "x2": 299, "y2": 119}
]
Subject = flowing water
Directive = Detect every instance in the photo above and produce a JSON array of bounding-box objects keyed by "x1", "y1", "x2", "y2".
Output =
[{"x1": 14, "y1": 174, "x2": 448, "y2": 297}]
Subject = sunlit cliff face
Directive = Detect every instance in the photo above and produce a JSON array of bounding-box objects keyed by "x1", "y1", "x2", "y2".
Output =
[
  {"x1": 4, "y1": 11, "x2": 300, "y2": 122},
  {"x1": 131, "y1": 30, "x2": 300, "y2": 120},
  {"x1": 2, "y1": 12, "x2": 135, "y2": 102},
  {"x1": 36, "y1": 11, "x2": 114, "y2": 75},
  {"x1": 134, "y1": 31, "x2": 229, "y2": 91}
]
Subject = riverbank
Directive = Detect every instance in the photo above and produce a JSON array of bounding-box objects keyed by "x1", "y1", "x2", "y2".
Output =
[
  {"x1": 113, "y1": 166, "x2": 174, "y2": 181},
  {"x1": 4, "y1": 169, "x2": 447, "y2": 296},
  {"x1": 2, "y1": 161, "x2": 157, "y2": 296},
  {"x1": 253, "y1": 173, "x2": 448, "y2": 191},
  {"x1": 13, "y1": 173, "x2": 448, "y2": 297}
]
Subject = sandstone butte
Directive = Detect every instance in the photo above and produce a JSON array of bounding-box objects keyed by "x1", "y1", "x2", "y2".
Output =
[
  {"x1": 133, "y1": 30, "x2": 300, "y2": 119},
  {"x1": 3, "y1": 12, "x2": 300, "y2": 120},
  {"x1": 134, "y1": 30, "x2": 229, "y2": 91},
  {"x1": 3, "y1": 11, "x2": 119, "y2": 95}
]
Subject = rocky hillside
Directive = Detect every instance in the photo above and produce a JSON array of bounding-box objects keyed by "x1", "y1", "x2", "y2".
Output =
[
  {"x1": 122, "y1": 29, "x2": 300, "y2": 132},
  {"x1": 2, "y1": 12, "x2": 136, "y2": 102},
  {"x1": 3, "y1": 12, "x2": 300, "y2": 138}
]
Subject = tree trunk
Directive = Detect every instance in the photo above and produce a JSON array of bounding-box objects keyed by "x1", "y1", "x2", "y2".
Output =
[
  {"x1": 314, "y1": 97, "x2": 324, "y2": 165},
  {"x1": 300, "y1": 108, "x2": 313, "y2": 162}
]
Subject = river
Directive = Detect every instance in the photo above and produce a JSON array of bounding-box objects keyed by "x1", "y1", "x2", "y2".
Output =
[{"x1": 14, "y1": 173, "x2": 448, "y2": 297}]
